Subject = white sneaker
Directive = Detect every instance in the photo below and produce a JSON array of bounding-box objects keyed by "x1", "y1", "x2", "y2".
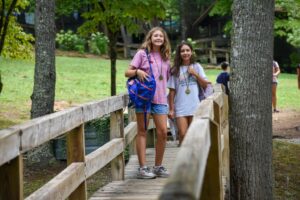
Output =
[
  {"x1": 153, "y1": 166, "x2": 170, "y2": 178},
  {"x1": 137, "y1": 166, "x2": 156, "y2": 179}
]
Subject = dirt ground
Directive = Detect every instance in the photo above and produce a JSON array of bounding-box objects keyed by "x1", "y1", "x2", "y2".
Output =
[{"x1": 273, "y1": 109, "x2": 300, "y2": 139}]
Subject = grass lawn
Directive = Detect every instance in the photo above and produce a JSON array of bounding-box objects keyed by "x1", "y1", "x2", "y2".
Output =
[
  {"x1": 1, "y1": 56, "x2": 299, "y2": 129},
  {"x1": 0, "y1": 56, "x2": 130, "y2": 128}
]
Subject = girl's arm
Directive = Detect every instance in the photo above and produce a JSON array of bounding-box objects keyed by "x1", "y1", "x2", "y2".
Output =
[
  {"x1": 188, "y1": 65, "x2": 211, "y2": 89},
  {"x1": 125, "y1": 66, "x2": 138, "y2": 78},
  {"x1": 168, "y1": 89, "x2": 176, "y2": 119},
  {"x1": 273, "y1": 62, "x2": 281, "y2": 77},
  {"x1": 125, "y1": 66, "x2": 149, "y2": 81},
  {"x1": 274, "y1": 67, "x2": 280, "y2": 76}
]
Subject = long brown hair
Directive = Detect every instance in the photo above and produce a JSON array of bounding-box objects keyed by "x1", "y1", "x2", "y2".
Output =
[
  {"x1": 171, "y1": 41, "x2": 196, "y2": 77},
  {"x1": 140, "y1": 27, "x2": 171, "y2": 61}
]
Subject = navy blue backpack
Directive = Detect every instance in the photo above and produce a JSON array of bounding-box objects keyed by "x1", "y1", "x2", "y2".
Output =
[{"x1": 127, "y1": 49, "x2": 156, "y2": 129}]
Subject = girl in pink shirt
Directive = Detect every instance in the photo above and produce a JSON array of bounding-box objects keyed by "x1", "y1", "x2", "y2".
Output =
[{"x1": 125, "y1": 27, "x2": 171, "y2": 179}]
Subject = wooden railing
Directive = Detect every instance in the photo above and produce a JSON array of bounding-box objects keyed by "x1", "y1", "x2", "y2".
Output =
[
  {"x1": 0, "y1": 94, "x2": 140, "y2": 200},
  {"x1": 159, "y1": 84, "x2": 230, "y2": 200},
  {"x1": 194, "y1": 38, "x2": 230, "y2": 64},
  {"x1": 0, "y1": 84, "x2": 229, "y2": 200}
]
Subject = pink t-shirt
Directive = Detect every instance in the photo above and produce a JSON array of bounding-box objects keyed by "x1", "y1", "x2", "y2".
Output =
[{"x1": 130, "y1": 49, "x2": 170, "y2": 105}]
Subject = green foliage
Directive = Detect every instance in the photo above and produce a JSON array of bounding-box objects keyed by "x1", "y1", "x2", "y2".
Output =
[
  {"x1": 186, "y1": 38, "x2": 196, "y2": 48},
  {"x1": 55, "y1": 0, "x2": 87, "y2": 17},
  {"x1": 275, "y1": 0, "x2": 300, "y2": 47},
  {"x1": 89, "y1": 32, "x2": 109, "y2": 55},
  {"x1": 2, "y1": 18, "x2": 34, "y2": 59},
  {"x1": 210, "y1": 0, "x2": 300, "y2": 48},
  {"x1": 0, "y1": 0, "x2": 34, "y2": 59},
  {"x1": 209, "y1": 0, "x2": 232, "y2": 17},
  {"x1": 289, "y1": 52, "x2": 300, "y2": 68},
  {"x1": 56, "y1": 30, "x2": 85, "y2": 53},
  {"x1": 78, "y1": 0, "x2": 168, "y2": 36}
]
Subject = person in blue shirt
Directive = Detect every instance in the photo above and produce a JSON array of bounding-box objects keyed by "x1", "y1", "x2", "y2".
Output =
[{"x1": 216, "y1": 61, "x2": 230, "y2": 95}]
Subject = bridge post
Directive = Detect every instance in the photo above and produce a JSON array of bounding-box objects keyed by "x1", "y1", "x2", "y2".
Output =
[
  {"x1": 128, "y1": 108, "x2": 137, "y2": 155},
  {"x1": 0, "y1": 155, "x2": 23, "y2": 200},
  {"x1": 110, "y1": 109, "x2": 125, "y2": 181},
  {"x1": 67, "y1": 124, "x2": 87, "y2": 200},
  {"x1": 200, "y1": 120, "x2": 223, "y2": 200}
]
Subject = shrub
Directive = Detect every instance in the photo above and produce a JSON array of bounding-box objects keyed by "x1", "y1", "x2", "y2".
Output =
[
  {"x1": 89, "y1": 32, "x2": 109, "y2": 55},
  {"x1": 56, "y1": 30, "x2": 85, "y2": 53}
]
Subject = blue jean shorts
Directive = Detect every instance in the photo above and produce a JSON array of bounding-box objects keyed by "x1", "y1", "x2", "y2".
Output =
[{"x1": 135, "y1": 103, "x2": 168, "y2": 115}]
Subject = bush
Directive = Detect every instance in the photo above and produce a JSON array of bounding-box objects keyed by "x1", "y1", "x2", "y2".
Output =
[
  {"x1": 56, "y1": 30, "x2": 85, "y2": 53},
  {"x1": 89, "y1": 32, "x2": 109, "y2": 55},
  {"x1": 289, "y1": 52, "x2": 300, "y2": 69}
]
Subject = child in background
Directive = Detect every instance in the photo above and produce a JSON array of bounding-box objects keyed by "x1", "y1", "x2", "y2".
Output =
[
  {"x1": 168, "y1": 41, "x2": 210, "y2": 145},
  {"x1": 272, "y1": 60, "x2": 280, "y2": 113},
  {"x1": 216, "y1": 61, "x2": 230, "y2": 95}
]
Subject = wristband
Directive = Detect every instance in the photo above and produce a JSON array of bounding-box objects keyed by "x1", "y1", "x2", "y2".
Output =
[{"x1": 135, "y1": 69, "x2": 138, "y2": 76}]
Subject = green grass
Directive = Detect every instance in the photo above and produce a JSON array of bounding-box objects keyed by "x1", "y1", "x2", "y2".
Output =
[
  {"x1": 0, "y1": 56, "x2": 130, "y2": 128},
  {"x1": 0, "y1": 58, "x2": 299, "y2": 129},
  {"x1": 276, "y1": 73, "x2": 300, "y2": 109}
]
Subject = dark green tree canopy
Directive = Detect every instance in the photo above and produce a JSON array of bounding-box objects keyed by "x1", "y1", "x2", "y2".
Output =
[{"x1": 210, "y1": 0, "x2": 300, "y2": 47}]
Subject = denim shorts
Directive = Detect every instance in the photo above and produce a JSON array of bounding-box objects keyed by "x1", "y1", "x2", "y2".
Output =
[{"x1": 135, "y1": 103, "x2": 168, "y2": 115}]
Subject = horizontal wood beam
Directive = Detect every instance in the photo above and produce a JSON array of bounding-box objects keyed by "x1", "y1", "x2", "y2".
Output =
[
  {"x1": 85, "y1": 138, "x2": 124, "y2": 178},
  {"x1": 81, "y1": 94, "x2": 128, "y2": 122},
  {"x1": 124, "y1": 122, "x2": 137, "y2": 146}
]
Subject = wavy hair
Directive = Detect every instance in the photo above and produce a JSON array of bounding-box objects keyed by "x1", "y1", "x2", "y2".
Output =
[
  {"x1": 171, "y1": 41, "x2": 196, "y2": 77},
  {"x1": 140, "y1": 27, "x2": 171, "y2": 61}
]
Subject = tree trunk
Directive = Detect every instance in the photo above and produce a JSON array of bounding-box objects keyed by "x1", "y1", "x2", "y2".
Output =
[
  {"x1": 229, "y1": 0, "x2": 274, "y2": 199},
  {"x1": 179, "y1": 0, "x2": 187, "y2": 40},
  {"x1": 30, "y1": 0, "x2": 56, "y2": 164},
  {"x1": 120, "y1": 25, "x2": 131, "y2": 58},
  {"x1": 108, "y1": 28, "x2": 117, "y2": 96},
  {"x1": 31, "y1": 0, "x2": 56, "y2": 119}
]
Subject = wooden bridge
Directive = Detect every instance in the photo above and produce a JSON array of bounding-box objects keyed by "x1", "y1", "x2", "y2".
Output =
[{"x1": 0, "y1": 84, "x2": 229, "y2": 200}]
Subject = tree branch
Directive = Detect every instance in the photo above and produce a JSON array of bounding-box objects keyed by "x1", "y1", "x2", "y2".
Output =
[
  {"x1": 0, "y1": 0, "x2": 17, "y2": 54},
  {"x1": 0, "y1": 0, "x2": 6, "y2": 35},
  {"x1": 192, "y1": 1, "x2": 217, "y2": 27}
]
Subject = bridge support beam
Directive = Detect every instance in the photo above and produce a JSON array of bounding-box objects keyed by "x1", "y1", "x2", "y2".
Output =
[
  {"x1": 0, "y1": 155, "x2": 23, "y2": 200},
  {"x1": 67, "y1": 124, "x2": 87, "y2": 200},
  {"x1": 110, "y1": 109, "x2": 125, "y2": 181}
]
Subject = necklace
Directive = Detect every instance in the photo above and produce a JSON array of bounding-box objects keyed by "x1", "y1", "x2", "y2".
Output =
[
  {"x1": 181, "y1": 66, "x2": 190, "y2": 95},
  {"x1": 152, "y1": 53, "x2": 163, "y2": 80}
]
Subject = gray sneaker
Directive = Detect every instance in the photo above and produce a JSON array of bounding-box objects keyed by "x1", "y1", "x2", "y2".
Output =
[
  {"x1": 137, "y1": 166, "x2": 157, "y2": 179},
  {"x1": 153, "y1": 166, "x2": 170, "y2": 178}
]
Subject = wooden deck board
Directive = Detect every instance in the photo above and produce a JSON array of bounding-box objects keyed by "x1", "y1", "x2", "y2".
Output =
[{"x1": 90, "y1": 143, "x2": 179, "y2": 200}]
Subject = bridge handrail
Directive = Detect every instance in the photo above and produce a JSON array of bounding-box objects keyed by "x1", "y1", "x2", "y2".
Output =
[
  {"x1": 159, "y1": 84, "x2": 229, "y2": 200},
  {"x1": 0, "y1": 93, "x2": 141, "y2": 200}
]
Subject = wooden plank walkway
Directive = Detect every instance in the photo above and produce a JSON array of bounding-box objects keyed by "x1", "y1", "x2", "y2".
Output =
[{"x1": 90, "y1": 143, "x2": 179, "y2": 200}]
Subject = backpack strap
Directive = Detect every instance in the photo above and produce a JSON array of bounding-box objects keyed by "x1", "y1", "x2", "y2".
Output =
[
  {"x1": 143, "y1": 49, "x2": 154, "y2": 130},
  {"x1": 145, "y1": 49, "x2": 154, "y2": 77}
]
